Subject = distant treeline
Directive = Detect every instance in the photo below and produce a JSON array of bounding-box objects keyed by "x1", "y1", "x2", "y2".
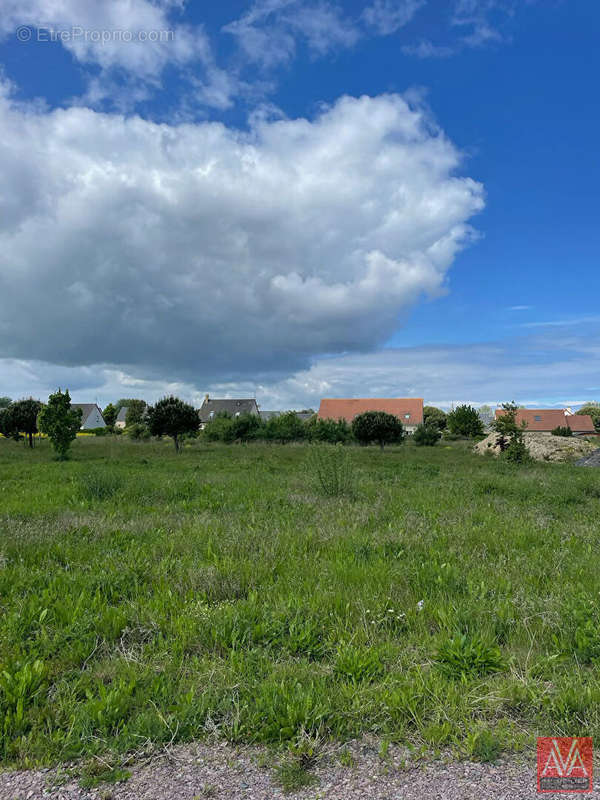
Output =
[{"x1": 203, "y1": 411, "x2": 352, "y2": 444}]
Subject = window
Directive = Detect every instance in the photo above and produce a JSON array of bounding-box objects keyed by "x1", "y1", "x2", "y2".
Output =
[
  {"x1": 404, "y1": 413, "x2": 410, "y2": 419},
  {"x1": 209, "y1": 411, "x2": 214, "y2": 419},
  {"x1": 534, "y1": 415, "x2": 542, "y2": 422}
]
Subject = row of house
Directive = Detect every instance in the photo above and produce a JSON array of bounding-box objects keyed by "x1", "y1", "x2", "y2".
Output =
[{"x1": 68, "y1": 397, "x2": 597, "y2": 436}]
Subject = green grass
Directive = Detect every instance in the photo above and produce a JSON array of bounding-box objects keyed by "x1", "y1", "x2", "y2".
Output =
[{"x1": 1, "y1": 435, "x2": 600, "y2": 772}]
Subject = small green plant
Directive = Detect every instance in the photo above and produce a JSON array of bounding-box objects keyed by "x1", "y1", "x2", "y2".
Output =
[
  {"x1": 274, "y1": 759, "x2": 316, "y2": 793},
  {"x1": 79, "y1": 758, "x2": 131, "y2": 789},
  {"x1": 307, "y1": 444, "x2": 355, "y2": 497},
  {"x1": 338, "y1": 746, "x2": 355, "y2": 767},
  {"x1": 466, "y1": 728, "x2": 502, "y2": 763},
  {"x1": 334, "y1": 642, "x2": 384, "y2": 682},
  {"x1": 435, "y1": 633, "x2": 506, "y2": 680}
]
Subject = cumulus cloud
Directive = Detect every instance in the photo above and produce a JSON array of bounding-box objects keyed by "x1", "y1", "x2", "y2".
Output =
[{"x1": 0, "y1": 88, "x2": 483, "y2": 387}]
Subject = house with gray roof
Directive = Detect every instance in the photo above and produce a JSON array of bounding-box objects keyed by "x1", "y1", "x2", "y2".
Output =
[
  {"x1": 260, "y1": 410, "x2": 282, "y2": 422},
  {"x1": 71, "y1": 403, "x2": 106, "y2": 429},
  {"x1": 115, "y1": 407, "x2": 128, "y2": 429},
  {"x1": 198, "y1": 395, "x2": 260, "y2": 425}
]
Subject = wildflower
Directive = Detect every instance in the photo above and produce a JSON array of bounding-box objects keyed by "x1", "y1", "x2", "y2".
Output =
[{"x1": 417, "y1": 600, "x2": 424, "y2": 611}]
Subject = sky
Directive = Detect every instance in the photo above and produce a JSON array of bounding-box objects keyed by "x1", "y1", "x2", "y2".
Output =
[{"x1": 0, "y1": 0, "x2": 598, "y2": 410}]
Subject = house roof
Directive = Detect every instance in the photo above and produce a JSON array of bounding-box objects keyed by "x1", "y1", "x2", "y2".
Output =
[
  {"x1": 317, "y1": 398, "x2": 424, "y2": 425},
  {"x1": 199, "y1": 397, "x2": 259, "y2": 422},
  {"x1": 566, "y1": 414, "x2": 596, "y2": 433},
  {"x1": 71, "y1": 403, "x2": 103, "y2": 424},
  {"x1": 116, "y1": 407, "x2": 128, "y2": 422},
  {"x1": 494, "y1": 408, "x2": 596, "y2": 433},
  {"x1": 260, "y1": 410, "x2": 281, "y2": 421}
]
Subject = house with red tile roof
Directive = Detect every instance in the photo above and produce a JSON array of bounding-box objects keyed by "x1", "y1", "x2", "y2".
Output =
[
  {"x1": 494, "y1": 408, "x2": 596, "y2": 436},
  {"x1": 317, "y1": 398, "x2": 424, "y2": 433}
]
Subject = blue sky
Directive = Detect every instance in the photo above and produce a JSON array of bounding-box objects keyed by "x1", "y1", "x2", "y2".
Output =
[{"x1": 0, "y1": 0, "x2": 598, "y2": 409}]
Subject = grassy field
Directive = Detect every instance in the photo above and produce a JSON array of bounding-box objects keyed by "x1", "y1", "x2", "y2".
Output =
[{"x1": 1, "y1": 435, "x2": 600, "y2": 780}]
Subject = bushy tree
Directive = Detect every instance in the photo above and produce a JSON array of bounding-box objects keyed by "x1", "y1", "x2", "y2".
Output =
[
  {"x1": 413, "y1": 423, "x2": 442, "y2": 446},
  {"x1": 0, "y1": 405, "x2": 17, "y2": 439},
  {"x1": 203, "y1": 412, "x2": 234, "y2": 443},
  {"x1": 230, "y1": 413, "x2": 263, "y2": 442},
  {"x1": 102, "y1": 403, "x2": 118, "y2": 431},
  {"x1": 352, "y1": 411, "x2": 405, "y2": 449},
  {"x1": 423, "y1": 406, "x2": 447, "y2": 431},
  {"x1": 493, "y1": 402, "x2": 530, "y2": 463},
  {"x1": 305, "y1": 416, "x2": 352, "y2": 444},
  {"x1": 10, "y1": 398, "x2": 43, "y2": 448},
  {"x1": 125, "y1": 399, "x2": 147, "y2": 427},
  {"x1": 147, "y1": 396, "x2": 199, "y2": 452},
  {"x1": 578, "y1": 403, "x2": 600, "y2": 433},
  {"x1": 0, "y1": 396, "x2": 11, "y2": 409},
  {"x1": 264, "y1": 411, "x2": 306, "y2": 443},
  {"x1": 446, "y1": 405, "x2": 484, "y2": 437},
  {"x1": 38, "y1": 389, "x2": 82, "y2": 460}
]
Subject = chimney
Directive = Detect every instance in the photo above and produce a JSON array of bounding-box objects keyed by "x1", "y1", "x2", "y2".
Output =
[{"x1": 205, "y1": 393, "x2": 209, "y2": 403}]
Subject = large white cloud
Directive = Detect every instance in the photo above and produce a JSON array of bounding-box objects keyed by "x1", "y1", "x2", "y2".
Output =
[{"x1": 0, "y1": 88, "x2": 483, "y2": 383}]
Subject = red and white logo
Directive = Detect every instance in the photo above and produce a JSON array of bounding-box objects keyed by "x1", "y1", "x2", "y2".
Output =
[{"x1": 537, "y1": 737, "x2": 593, "y2": 793}]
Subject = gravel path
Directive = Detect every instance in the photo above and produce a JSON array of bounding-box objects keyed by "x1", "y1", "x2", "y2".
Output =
[{"x1": 2, "y1": 739, "x2": 598, "y2": 800}]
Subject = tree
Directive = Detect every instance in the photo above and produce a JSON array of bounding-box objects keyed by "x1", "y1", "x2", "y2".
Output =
[
  {"x1": 147, "y1": 396, "x2": 199, "y2": 452},
  {"x1": 413, "y1": 423, "x2": 442, "y2": 446},
  {"x1": 492, "y1": 402, "x2": 530, "y2": 463},
  {"x1": 230, "y1": 413, "x2": 263, "y2": 443},
  {"x1": 423, "y1": 406, "x2": 447, "y2": 431},
  {"x1": 264, "y1": 411, "x2": 306, "y2": 443},
  {"x1": 578, "y1": 403, "x2": 600, "y2": 433},
  {"x1": 125, "y1": 399, "x2": 147, "y2": 427},
  {"x1": 38, "y1": 389, "x2": 82, "y2": 460},
  {"x1": 352, "y1": 411, "x2": 405, "y2": 449},
  {"x1": 103, "y1": 403, "x2": 118, "y2": 431},
  {"x1": 0, "y1": 396, "x2": 11, "y2": 409},
  {"x1": 10, "y1": 398, "x2": 43, "y2": 448},
  {"x1": 305, "y1": 416, "x2": 352, "y2": 444},
  {"x1": 203, "y1": 412, "x2": 234, "y2": 443},
  {"x1": 446, "y1": 405, "x2": 484, "y2": 437},
  {"x1": 0, "y1": 406, "x2": 17, "y2": 439}
]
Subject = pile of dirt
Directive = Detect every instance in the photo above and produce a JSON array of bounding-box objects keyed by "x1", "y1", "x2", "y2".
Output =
[
  {"x1": 474, "y1": 431, "x2": 597, "y2": 463},
  {"x1": 575, "y1": 448, "x2": 600, "y2": 467}
]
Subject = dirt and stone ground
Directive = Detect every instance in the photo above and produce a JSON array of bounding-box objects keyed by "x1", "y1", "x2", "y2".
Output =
[
  {"x1": 2, "y1": 740, "x2": 599, "y2": 800},
  {"x1": 474, "y1": 431, "x2": 597, "y2": 462}
]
